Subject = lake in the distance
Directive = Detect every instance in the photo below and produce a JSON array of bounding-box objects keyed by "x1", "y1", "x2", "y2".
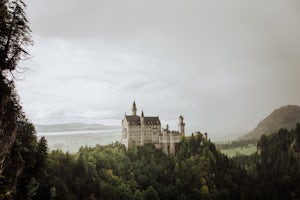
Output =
[{"x1": 37, "y1": 128, "x2": 122, "y2": 153}]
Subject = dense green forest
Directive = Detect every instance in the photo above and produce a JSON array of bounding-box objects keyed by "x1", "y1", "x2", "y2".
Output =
[
  {"x1": 37, "y1": 134, "x2": 258, "y2": 200},
  {"x1": 233, "y1": 124, "x2": 300, "y2": 200},
  {"x1": 2, "y1": 126, "x2": 300, "y2": 200},
  {"x1": 3, "y1": 132, "x2": 258, "y2": 200}
]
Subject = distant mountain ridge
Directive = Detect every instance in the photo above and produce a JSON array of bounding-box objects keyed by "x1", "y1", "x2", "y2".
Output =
[
  {"x1": 239, "y1": 105, "x2": 300, "y2": 140},
  {"x1": 36, "y1": 123, "x2": 120, "y2": 133}
]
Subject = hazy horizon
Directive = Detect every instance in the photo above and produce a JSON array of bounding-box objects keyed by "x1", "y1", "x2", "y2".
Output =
[{"x1": 16, "y1": 0, "x2": 300, "y2": 139}]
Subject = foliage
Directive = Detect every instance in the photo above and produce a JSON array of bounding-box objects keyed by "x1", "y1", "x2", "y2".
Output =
[
  {"x1": 233, "y1": 124, "x2": 300, "y2": 199},
  {"x1": 31, "y1": 133, "x2": 255, "y2": 200},
  {"x1": 0, "y1": 0, "x2": 32, "y2": 73},
  {"x1": 0, "y1": 0, "x2": 32, "y2": 198},
  {"x1": 34, "y1": 127, "x2": 300, "y2": 199},
  {"x1": 255, "y1": 127, "x2": 300, "y2": 199},
  {"x1": 0, "y1": 117, "x2": 48, "y2": 200},
  {"x1": 3, "y1": 122, "x2": 300, "y2": 200}
]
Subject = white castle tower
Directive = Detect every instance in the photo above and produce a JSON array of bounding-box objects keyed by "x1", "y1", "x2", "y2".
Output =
[{"x1": 178, "y1": 115, "x2": 185, "y2": 136}]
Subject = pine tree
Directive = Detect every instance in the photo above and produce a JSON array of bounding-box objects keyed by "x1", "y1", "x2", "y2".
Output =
[
  {"x1": 0, "y1": 0, "x2": 32, "y2": 73},
  {"x1": 0, "y1": 0, "x2": 31, "y2": 176},
  {"x1": 0, "y1": 0, "x2": 32, "y2": 198}
]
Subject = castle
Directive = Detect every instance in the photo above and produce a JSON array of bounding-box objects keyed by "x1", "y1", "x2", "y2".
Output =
[{"x1": 121, "y1": 101, "x2": 185, "y2": 154}]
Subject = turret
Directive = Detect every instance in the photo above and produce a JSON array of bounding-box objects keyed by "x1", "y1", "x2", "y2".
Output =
[
  {"x1": 178, "y1": 115, "x2": 185, "y2": 135},
  {"x1": 141, "y1": 110, "x2": 145, "y2": 124},
  {"x1": 141, "y1": 110, "x2": 145, "y2": 145},
  {"x1": 132, "y1": 101, "x2": 137, "y2": 116}
]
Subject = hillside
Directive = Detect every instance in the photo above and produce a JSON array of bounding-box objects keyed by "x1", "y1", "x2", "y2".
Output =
[{"x1": 239, "y1": 105, "x2": 300, "y2": 140}]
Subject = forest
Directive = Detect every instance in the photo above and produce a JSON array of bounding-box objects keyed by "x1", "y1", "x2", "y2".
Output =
[
  {"x1": 1, "y1": 122, "x2": 300, "y2": 199},
  {"x1": 1, "y1": 1, "x2": 300, "y2": 199}
]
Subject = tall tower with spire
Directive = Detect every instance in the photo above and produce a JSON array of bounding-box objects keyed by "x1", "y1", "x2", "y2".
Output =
[
  {"x1": 178, "y1": 115, "x2": 185, "y2": 135},
  {"x1": 141, "y1": 110, "x2": 145, "y2": 145},
  {"x1": 132, "y1": 101, "x2": 137, "y2": 116}
]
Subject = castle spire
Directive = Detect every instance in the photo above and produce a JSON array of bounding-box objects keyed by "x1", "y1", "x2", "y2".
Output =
[
  {"x1": 178, "y1": 115, "x2": 185, "y2": 135},
  {"x1": 140, "y1": 109, "x2": 145, "y2": 145},
  {"x1": 132, "y1": 101, "x2": 137, "y2": 116}
]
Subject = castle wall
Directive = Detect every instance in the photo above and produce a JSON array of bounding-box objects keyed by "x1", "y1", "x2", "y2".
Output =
[
  {"x1": 121, "y1": 119, "x2": 129, "y2": 149},
  {"x1": 123, "y1": 123, "x2": 161, "y2": 148}
]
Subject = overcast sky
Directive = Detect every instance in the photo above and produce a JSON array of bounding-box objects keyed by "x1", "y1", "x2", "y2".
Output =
[{"x1": 17, "y1": 0, "x2": 300, "y2": 139}]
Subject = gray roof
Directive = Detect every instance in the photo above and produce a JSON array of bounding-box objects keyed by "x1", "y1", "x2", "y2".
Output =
[{"x1": 125, "y1": 115, "x2": 161, "y2": 126}]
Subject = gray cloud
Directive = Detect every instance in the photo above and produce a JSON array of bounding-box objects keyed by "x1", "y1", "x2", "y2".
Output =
[{"x1": 16, "y1": 0, "x2": 300, "y2": 139}]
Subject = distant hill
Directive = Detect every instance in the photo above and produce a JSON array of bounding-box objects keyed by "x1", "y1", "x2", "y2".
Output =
[
  {"x1": 36, "y1": 123, "x2": 120, "y2": 133},
  {"x1": 239, "y1": 105, "x2": 300, "y2": 140}
]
